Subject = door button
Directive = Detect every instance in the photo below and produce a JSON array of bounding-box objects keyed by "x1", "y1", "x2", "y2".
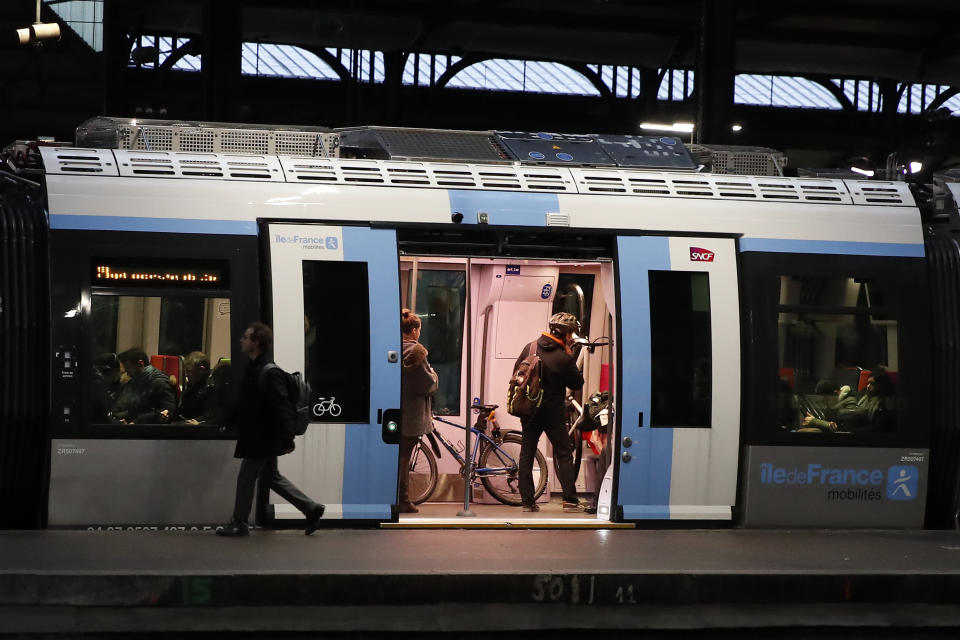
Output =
[
  {"x1": 387, "y1": 350, "x2": 399, "y2": 363},
  {"x1": 622, "y1": 451, "x2": 632, "y2": 463},
  {"x1": 622, "y1": 437, "x2": 632, "y2": 448}
]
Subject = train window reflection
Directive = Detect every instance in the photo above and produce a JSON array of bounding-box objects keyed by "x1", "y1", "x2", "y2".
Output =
[
  {"x1": 89, "y1": 295, "x2": 232, "y2": 426},
  {"x1": 303, "y1": 260, "x2": 370, "y2": 423},
  {"x1": 776, "y1": 276, "x2": 899, "y2": 435},
  {"x1": 649, "y1": 271, "x2": 712, "y2": 427},
  {"x1": 411, "y1": 269, "x2": 465, "y2": 416}
]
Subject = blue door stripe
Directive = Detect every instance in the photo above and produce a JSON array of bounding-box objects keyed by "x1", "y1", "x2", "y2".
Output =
[
  {"x1": 50, "y1": 214, "x2": 257, "y2": 235},
  {"x1": 447, "y1": 190, "x2": 559, "y2": 227},
  {"x1": 739, "y1": 237, "x2": 924, "y2": 257},
  {"x1": 616, "y1": 236, "x2": 674, "y2": 518},
  {"x1": 341, "y1": 226, "x2": 400, "y2": 519}
]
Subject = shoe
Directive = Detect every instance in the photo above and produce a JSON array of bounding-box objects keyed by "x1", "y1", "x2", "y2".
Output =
[
  {"x1": 215, "y1": 522, "x2": 249, "y2": 537},
  {"x1": 305, "y1": 504, "x2": 325, "y2": 535},
  {"x1": 562, "y1": 501, "x2": 585, "y2": 513},
  {"x1": 398, "y1": 501, "x2": 419, "y2": 514},
  {"x1": 584, "y1": 504, "x2": 598, "y2": 515},
  {"x1": 522, "y1": 503, "x2": 540, "y2": 512}
]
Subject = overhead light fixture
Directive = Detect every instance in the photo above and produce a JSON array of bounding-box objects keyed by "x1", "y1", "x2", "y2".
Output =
[
  {"x1": 731, "y1": 124, "x2": 743, "y2": 132},
  {"x1": 909, "y1": 161, "x2": 923, "y2": 174},
  {"x1": 850, "y1": 166, "x2": 875, "y2": 177},
  {"x1": 639, "y1": 122, "x2": 695, "y2": 133},
  {"x1": 16, "y1": 0, "x2": 60, "y2": 46}
]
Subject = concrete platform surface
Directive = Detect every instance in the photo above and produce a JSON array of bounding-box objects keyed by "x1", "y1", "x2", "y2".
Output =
[{"x1": 2, "y1": 528, "x2": 960, "y2": 634}]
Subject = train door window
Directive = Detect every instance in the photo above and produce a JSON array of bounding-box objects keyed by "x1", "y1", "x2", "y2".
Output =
[
  {"x1": 409, "y1": 269, "x2": 465, "y2": 416},
  {"x1": 303, "y1": 260, "x2": 370, "y2": 423},
  {"x1": 649, "y1": 271, "x2": 712, "y2": 427},
  {"x1": 775, "y1": 276, "x2": 899, "y2": 435},
  {"x1": 89, "y1": 295, "x2": 232, "y2": 426},
  {"x1": 553, "y1": 274, "x2": 595, "y2": 336}
]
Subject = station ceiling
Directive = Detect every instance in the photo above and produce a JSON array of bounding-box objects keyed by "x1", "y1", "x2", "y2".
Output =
[{"x1": 1, "y1": 1, "x2": 959, "y2": 170}]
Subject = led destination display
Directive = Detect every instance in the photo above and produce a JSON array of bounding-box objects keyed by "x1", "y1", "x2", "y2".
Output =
[{"x1": 92, "y1": 260, "x2": 227, "y2": 288}]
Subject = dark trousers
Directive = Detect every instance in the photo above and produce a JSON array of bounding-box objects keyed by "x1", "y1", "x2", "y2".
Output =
[
  {"x1": 397, "y1": 435, "x2": 418, "y2": 504},
  {"x1": 231, "y1": 456, "x2": 319, "y2": 525},
  {"x1": 519, "y1": 419, "x2": 578, "y2": 504}
]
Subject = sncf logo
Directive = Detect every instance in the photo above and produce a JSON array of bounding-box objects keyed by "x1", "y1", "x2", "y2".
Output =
[{"x1": 689, "y1": 247, "x2": 715, "y2": 262}]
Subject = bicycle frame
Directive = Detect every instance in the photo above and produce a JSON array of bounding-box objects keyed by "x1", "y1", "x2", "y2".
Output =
[{"x1": 430, "y1": 415, "x2": 520, "y2": 477}]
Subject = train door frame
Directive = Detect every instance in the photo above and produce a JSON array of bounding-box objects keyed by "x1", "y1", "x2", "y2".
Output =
[
  {"x1": 398, "y1": 255, "x2": 615, "y2": 517},
  {"x1": 263, "y1": 221, "x2": 402, "y2": 523},
  {"x1": 610, "y1": 234, "x2": 742, "y2": 522}
]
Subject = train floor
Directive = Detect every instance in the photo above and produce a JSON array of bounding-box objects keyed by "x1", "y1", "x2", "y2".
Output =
[{"x1": 3, "y1": 517, "x2": 960, "y2": 636}]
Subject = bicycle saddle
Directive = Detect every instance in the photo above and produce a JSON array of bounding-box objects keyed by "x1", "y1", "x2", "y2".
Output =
[{"x1": 471, "y1": 403, "x2": 498, "y2": 412}]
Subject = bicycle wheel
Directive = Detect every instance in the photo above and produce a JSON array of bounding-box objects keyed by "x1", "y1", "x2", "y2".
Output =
[
  {"x1": 408, "y1": 440, "x2": 437, "y2": 505},
  {"x1": 553, "y1": 427, "x2": 583, "y2": 488},
  {"x1": 479, "y1": 432, "x2": 548, "y2": 506}
]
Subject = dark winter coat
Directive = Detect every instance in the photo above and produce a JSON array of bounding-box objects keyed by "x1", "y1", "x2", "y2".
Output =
[
  {"x1": 514, "y1": 334, "x2": 584, "y2": 428},
  {"x1": 178, "y1": 372, "x2": 216, "y2": 423},
  {"x1": 110, "y1": 365, "x2": 177, "y2": 424},
  {"x1": 401, "y1": 340, "x2": 438, "y2": 437},
  {"x1": 229, "y1": 353, "x2": 296, "y2": 458}
]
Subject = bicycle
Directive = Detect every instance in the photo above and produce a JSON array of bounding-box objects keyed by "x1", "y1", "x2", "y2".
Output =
[
  {"x1": 312, "y1": 397, "x2": 342, "y2": 417},
  {"x1": 553, "y1": 336, "x2": 613, "y2": 483},
  {"x1": 407, "y1": 404, "x2": 548, "y2": 506}
]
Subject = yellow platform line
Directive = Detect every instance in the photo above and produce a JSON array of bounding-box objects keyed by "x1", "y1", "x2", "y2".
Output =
[{"x1": 382, "y1": 518, "x2": 635, "y2": 530}]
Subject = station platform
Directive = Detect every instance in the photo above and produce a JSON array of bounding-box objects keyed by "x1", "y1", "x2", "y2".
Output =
[{"x1": 3, "y1": 521, "x2": 960, "y2": 636}]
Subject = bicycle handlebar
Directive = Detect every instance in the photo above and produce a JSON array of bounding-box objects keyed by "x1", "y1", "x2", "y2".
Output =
[{"x1": 572, "y1": 336, "x2": 612, "y2": 353}]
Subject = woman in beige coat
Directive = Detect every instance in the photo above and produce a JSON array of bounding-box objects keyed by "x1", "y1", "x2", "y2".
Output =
[{"x1": 399, "y1": 309, "x2": 438, "y2": 513}]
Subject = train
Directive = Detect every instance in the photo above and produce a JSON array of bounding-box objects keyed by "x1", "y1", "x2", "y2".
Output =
[{"x1": 2, "y1": 117, "x2": 958, "y2": 530}]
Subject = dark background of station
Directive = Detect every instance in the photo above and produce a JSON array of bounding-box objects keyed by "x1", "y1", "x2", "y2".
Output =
[{"x1": 1, "y1": 1, "x2": 960, "y2": 176}]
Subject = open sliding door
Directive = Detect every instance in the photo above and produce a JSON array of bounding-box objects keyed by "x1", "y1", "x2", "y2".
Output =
[
  {"x1": 615, "y1": 236, "x2": 741, "y2": 520},
  {"x1": 268, "y1": 223, "x2": 401, "y2": 521}
]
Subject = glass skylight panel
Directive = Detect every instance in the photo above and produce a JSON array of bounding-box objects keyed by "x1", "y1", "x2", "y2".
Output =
[
  {"x1": 49, "y1": 0, "x2": 103, "y2": 52},
  {"x1": 446, "y1": 59, "x2": 599, "y2": 95},
  {"x1": 658, "y1": 69, "x2": 694, "y2": 101},
  {"x1": 735, "y1": 74, "x2": 841, "y2": 110},
  {"x1": 897, "y1": 84, "x2": 954, "y2": 114}
]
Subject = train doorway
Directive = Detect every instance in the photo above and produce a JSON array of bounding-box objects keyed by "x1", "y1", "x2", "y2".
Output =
[
  {"x1": 266, "y1": 224, "x2": 741, "y2": 526},
  {"x1": 396, "y1": 254, "x2": 617, "y2": 526}
]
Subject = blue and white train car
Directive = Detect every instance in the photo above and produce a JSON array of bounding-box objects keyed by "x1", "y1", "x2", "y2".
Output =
[{"x1": 0, "y1": 124, "x2": 943, "y2": 529}]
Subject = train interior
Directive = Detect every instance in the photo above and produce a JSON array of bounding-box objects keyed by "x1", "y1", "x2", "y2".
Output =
[{"x1": 395, "y1": 256, "x2": 617, "y2": 522}]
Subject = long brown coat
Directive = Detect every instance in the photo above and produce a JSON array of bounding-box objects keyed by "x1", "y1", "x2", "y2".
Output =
[{"x1": 401, "y1": 340, "x2": 438, "y2": 437}]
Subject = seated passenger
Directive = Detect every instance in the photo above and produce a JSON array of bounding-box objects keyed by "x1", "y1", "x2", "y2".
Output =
[
  {"x1": 834, "y1": 369, "x2": 896, "y2": 433},
  {"x1": 205, "y1": 360, "x2": 233, "y2": 425},
  {"x1": 108, "y1": 348, "x2": 177, "y2": 424},
  {"x1": 90, "y1": 353, "x2": 121, "y2": 422},
  {"x1": 798, "y1": 381, "x2": 854, "y2": 432},
  {"x1": 176, "y1": 351, "x2": 216, "y2": 424}
]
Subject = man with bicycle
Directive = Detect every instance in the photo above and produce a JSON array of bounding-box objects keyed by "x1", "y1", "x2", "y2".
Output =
[{"x1": 515, "y1": 312, "x2": 585, "y2": 513}]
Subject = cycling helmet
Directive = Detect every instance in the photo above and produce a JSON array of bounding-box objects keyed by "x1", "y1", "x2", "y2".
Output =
[{"x1": 548, "y1": 312, "x2": 581, "y2": 337}]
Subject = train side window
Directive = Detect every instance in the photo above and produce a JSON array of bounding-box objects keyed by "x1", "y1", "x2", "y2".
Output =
[
  {"x1": 775, "y1": 276, "x2": 899, "y2": 435},
  {"x1": 410, "y1": 269, "x2": 466, "y2": 416},
  {"x1": 303, "y1": 260, "x2": 370, "y2": 423},
  {"x1": 649, "y1": 271, "x2": 712, "y2": 427},
  {"x1": 89, "y1": 295, "x2": 232, "y2": 426}
]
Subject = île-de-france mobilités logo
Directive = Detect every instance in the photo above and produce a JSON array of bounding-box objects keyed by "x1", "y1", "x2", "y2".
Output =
[{"x1": 886, "y1": 465, "x2": 918, "y2": 500}]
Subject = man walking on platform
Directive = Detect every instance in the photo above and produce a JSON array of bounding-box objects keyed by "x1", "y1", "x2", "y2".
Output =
[{"x1": 217, "y1": 322, "x2": 324, "y2": 536}]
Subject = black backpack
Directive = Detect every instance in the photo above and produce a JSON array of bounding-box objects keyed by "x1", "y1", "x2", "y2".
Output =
[
  {"x1": 260, "y1": 363, "x2": 312, "y2": 436},
  {"x1": 507, "y1": 341, "x2": 544, "y2": 419}
]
